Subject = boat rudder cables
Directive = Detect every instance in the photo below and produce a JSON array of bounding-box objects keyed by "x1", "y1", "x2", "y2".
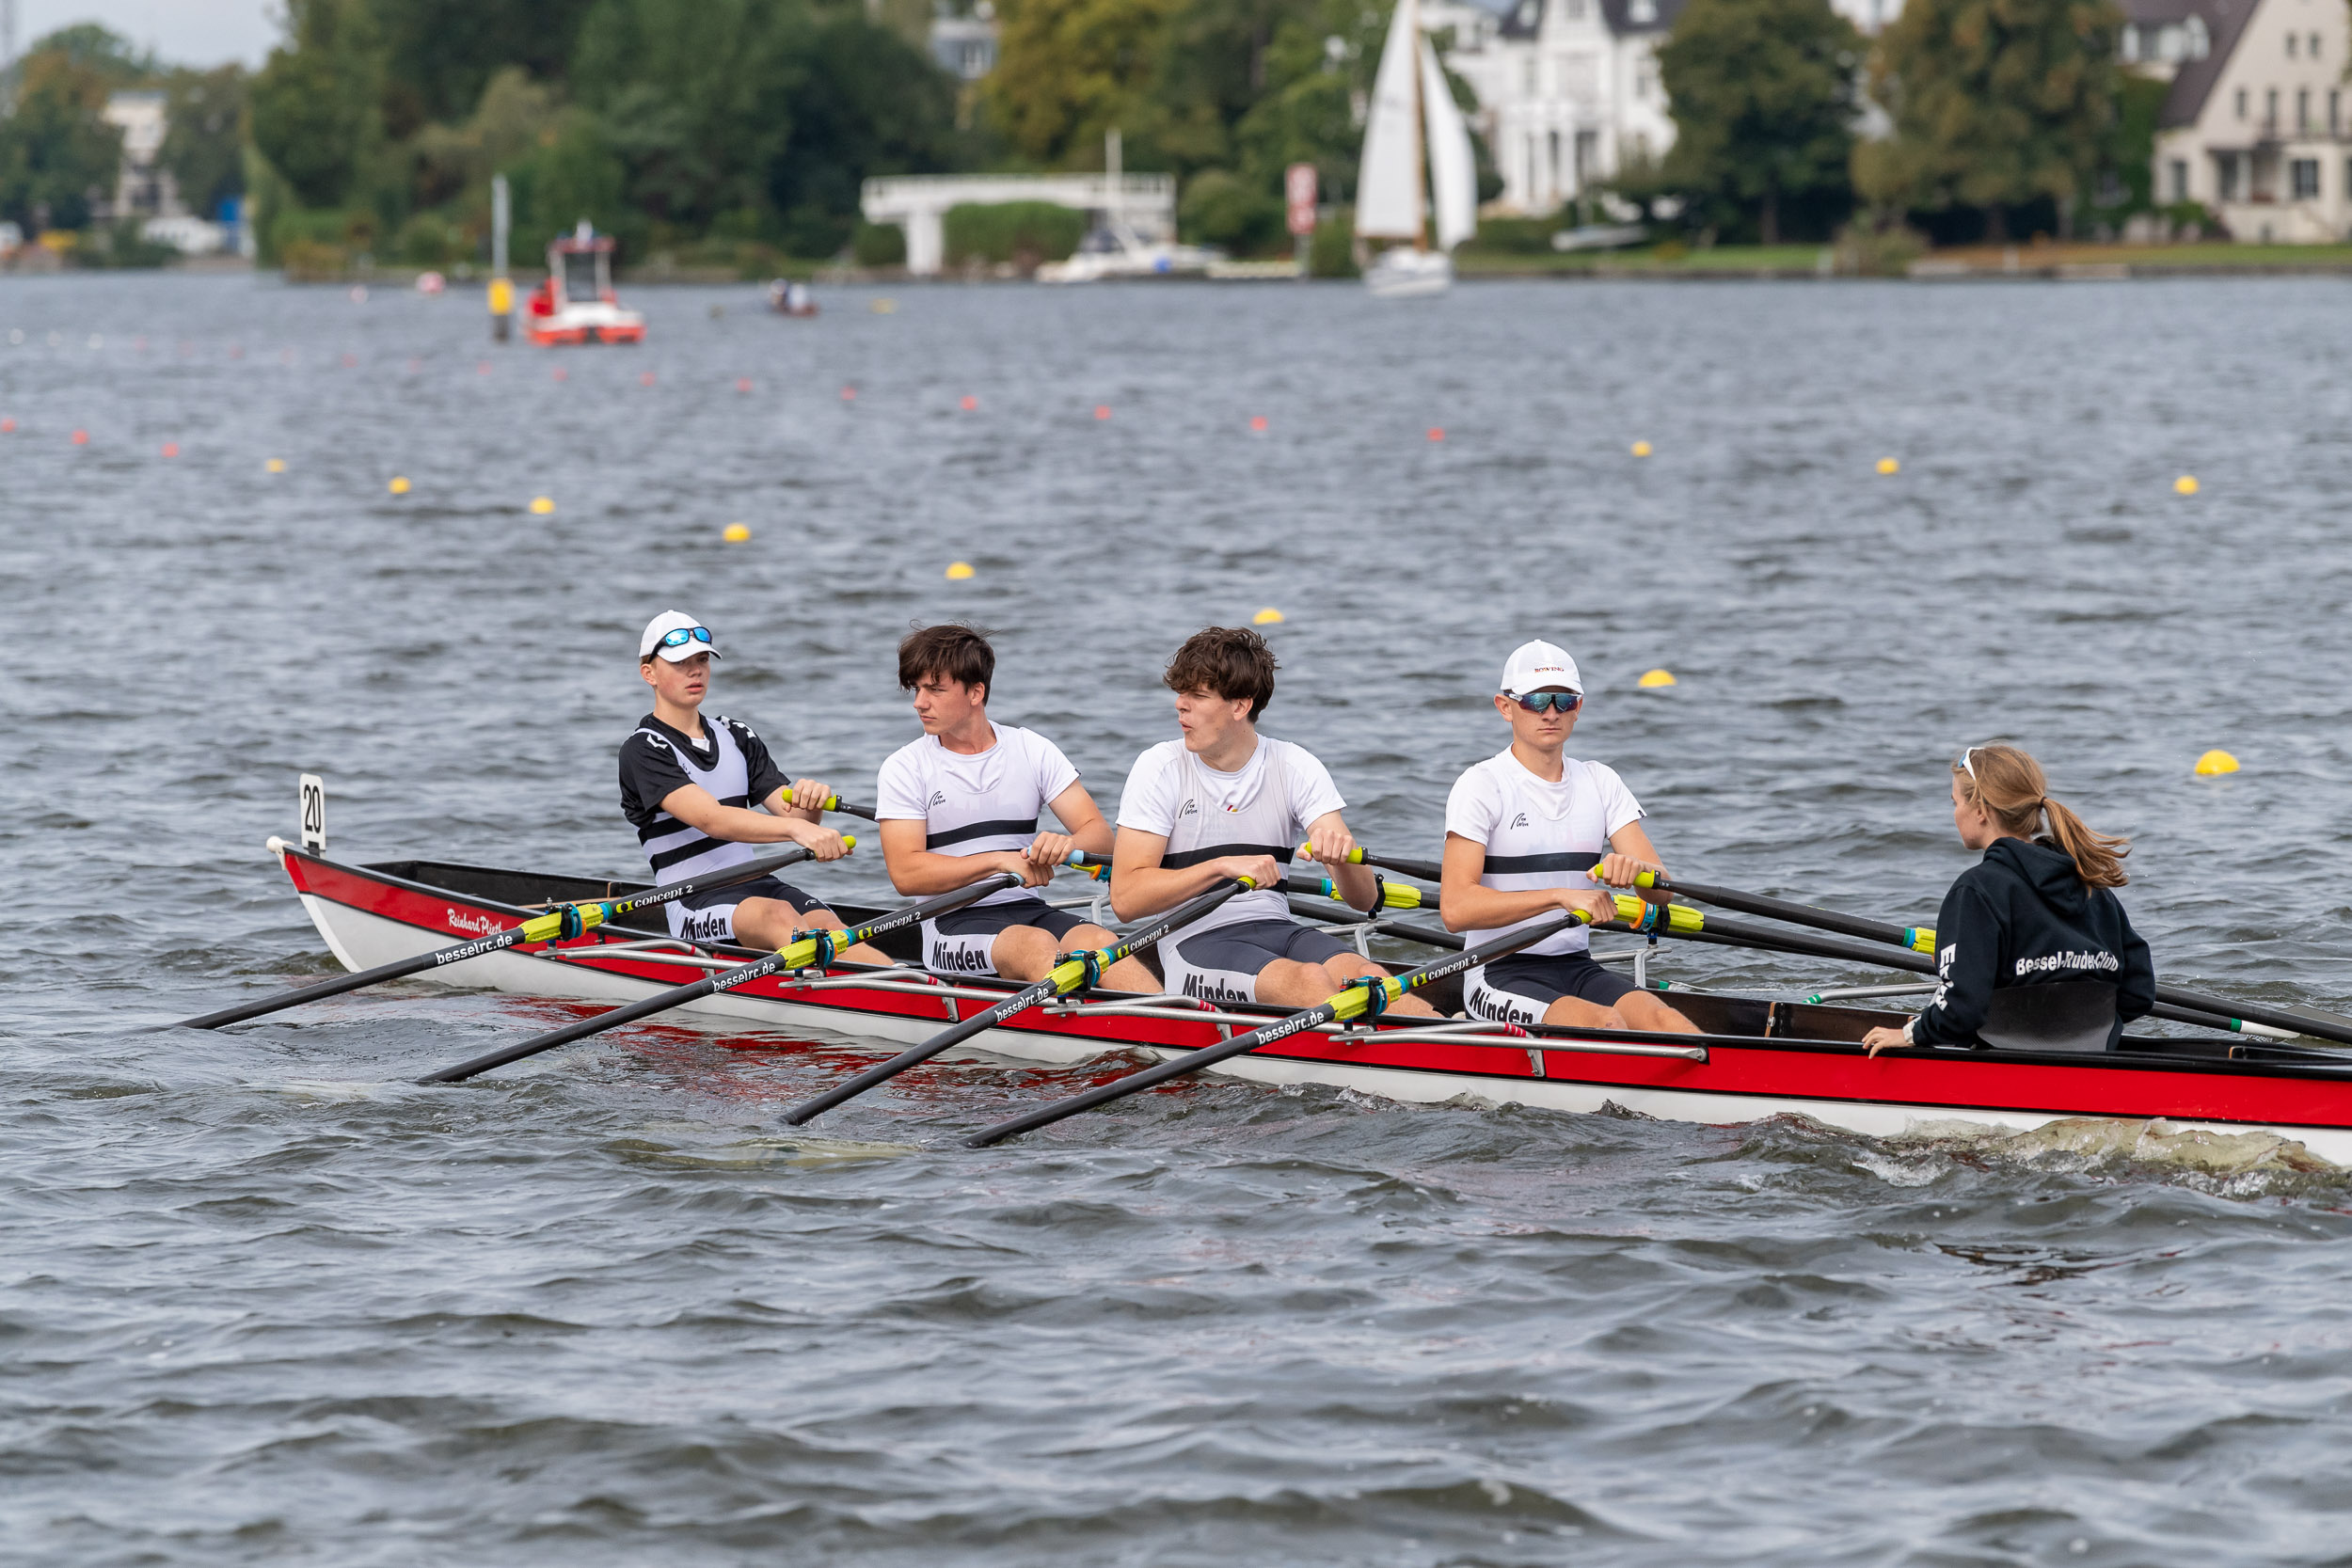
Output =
[
  {"x1": 417, "y1": 869, "x2": 1018, "y2": 1085},
  {"x1": 965, "y1": 910, "x2": 1599, "y2": 1148},
  {"x1": 1613, "y1": 870, "x2": 2352, "y2": 1048},
  {"x1": 172, "y1": 842, "x2": 831, "y2": 1031},
  {"x1": 778, "y1": 874, "x2": 1262, "y2": 1127}
]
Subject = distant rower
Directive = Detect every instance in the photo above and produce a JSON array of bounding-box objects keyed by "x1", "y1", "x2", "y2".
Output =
[
  {"x1": 1439, "y1": 640, "x2": 1698, "y2": 1035},
  {"x1": 1863, "y1": 745, "x2": 2153, "y2": 1055},
  {"x1": 1111, "y1": 626, "x2": 1436, "y2": 1015},
  {"x1": 876, "y1": 625, "x2": 1157, "y2": 992},
  {"x1": 617, "y1": 612, "x2": 883, "y2": 961}
]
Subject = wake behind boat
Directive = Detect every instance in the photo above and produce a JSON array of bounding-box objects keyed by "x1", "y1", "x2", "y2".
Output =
[{"x1": 257, "y1": 829, "x2": 2352, "y2": 1164}]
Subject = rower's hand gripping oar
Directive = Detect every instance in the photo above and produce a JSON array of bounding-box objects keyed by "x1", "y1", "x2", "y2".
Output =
[
  {"x1": 778, "y1": 873, "x2": 1262, "y2": 1126},
  {"x1": 1305, "y1": 843, "x2": 1443, "y2": 886},
  {"x1": 965, "y1": 897, "x2": 1661, "y2": 1148},
  {"x1": 1611, "y1": 870, "x2": 2352, "y2": 1050},
  {"x1": 418, "y1": 871, "x2": 1020, "y2": 1085},
  {"x1": 172, "y1": 843, "x2": 836, "y2": 1031}
]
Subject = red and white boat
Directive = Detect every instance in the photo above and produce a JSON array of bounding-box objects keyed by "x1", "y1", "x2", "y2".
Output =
[
  {"x1": 526, "y1": 222, "x2": 644, "y2": 346},
  {"x1": 260, "y1": 837, "x2": 2352, "y2": 1163}
]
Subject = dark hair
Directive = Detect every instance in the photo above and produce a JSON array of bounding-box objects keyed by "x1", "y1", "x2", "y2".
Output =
[
  {"x1": 898, "y1": 623, "x2": 994, "y2": 699},
  {"x1": 1954, "y1": 743, "x2": 2130, "y2": 890},
  {"x1": 1165, "y1": 626, "x2": 1278, "y2": 721}
]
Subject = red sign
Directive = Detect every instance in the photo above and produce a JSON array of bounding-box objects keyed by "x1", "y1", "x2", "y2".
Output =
[{"x1": 1285, "y1": 164, "x2": 1319, "y2": 237}]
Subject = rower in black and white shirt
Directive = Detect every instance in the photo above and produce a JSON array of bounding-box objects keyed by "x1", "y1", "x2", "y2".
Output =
[
  {"x1": 1439, "y1": 640, "x2": 1698, "y2": 1035},
  {"x1": 617, "y1": 611, "x2": 886, "y2": 961},
  {"x1": 1112, "y1": 626, "x2": 1436, "y2": 1015},
  {"x1": 876, "y1": 625, "x2": 1157, "y2": 991}
]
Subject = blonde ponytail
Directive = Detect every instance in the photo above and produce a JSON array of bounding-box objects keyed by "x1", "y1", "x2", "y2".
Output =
[{"x1": 1954, "y1": 744, "x2": 2130, "y2": 890}]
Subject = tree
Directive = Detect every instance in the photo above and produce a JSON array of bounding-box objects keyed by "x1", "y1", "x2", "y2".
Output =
[
  {"x1": 1857, "y1": 0, "x2": 2123, "y2": 240},
  {"x1": 249, "y1": 0, "x2": 387, "y2": 210},
  {"x1": 21, "y1": 24, "x2": 154, "y2": 84},
  {"x1": 373, "y1": 0, "x2": 600, "y2": 126},
  {"x1": 984, "y1": 0, "x2": 1188, "y2": 167},
  {"x1": 161, "y1": 65, "x2": 249, "y2": 219},
  {"x1": 766, "y1": 11, "x2": 959, "y2": 254},
  {"x1": 0, "y1": 48, "x2": 124, "y2": 230},
  {"x1": 1656, "y1": 0, "x2": 1859, "y2": 244}
]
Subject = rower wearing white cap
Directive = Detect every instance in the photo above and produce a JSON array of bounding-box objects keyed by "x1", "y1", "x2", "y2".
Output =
[
  {"x1": 1438, "y1": 641, "x2": 1698, "y2": 1035},
  {"x1": 617, "y1": 612, "x2": 886, "y2": 961}
]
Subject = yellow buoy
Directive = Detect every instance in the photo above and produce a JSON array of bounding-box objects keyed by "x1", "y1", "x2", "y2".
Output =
[
  {"x1": 2193, "y1": 749, "x2": 2239, "y2": 776},
  {"x1": 723, "y1": 523, "x2": 752, "y2": 543},
  {"x1": 388, "y1": 476, "x2": 410, "y2": 495},
  {"x1": 2175, "y1": 475, "x2": 2200, "y2": 496},
  {"x1": 265, "y1": 457, "x2": 285, "y2": 473},
  {"x1": 1252, "y1": 608, "x2": 1284, "y2": 626},
  {"x1": 1630, "y1": 441, "x2": 1652, "y2": 458},
  {"x1": 1876, "y1": 457, "x2": 1899, "y2": 475},
  {"x1": 529, "y1": 496, "x2": 555, "y2": 515},
  {"x1": 1638, "y1": 669, "x2": 1677, "y2": 688},
  {"x1": 946, "y1": 561, "x2": 975, "y2": 579}
]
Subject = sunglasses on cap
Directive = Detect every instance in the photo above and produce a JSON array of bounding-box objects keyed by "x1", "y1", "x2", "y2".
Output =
[
  {"x1": 658, "y1": 626, "x2": 713, "y2": 649},
  {"x1": 1509, "y1": 691, "x2": 1581, "y2": 715}
]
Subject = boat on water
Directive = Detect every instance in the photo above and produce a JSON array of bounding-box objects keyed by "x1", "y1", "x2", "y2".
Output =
[
  {"x1": 526, "y1": 222, "x2": 645, "y2": 346},
  {"x1": 768, "y1": 278, "x2": 818, "y2": 316},
  {"x1": 1036, "y1": 131, "x2": 1220, "y2": 284},
  {"x1": 1356, "y1": 0, "x2": 1478, "y2": 297},
  {"x1": 258, "y1": 835, "x2": 2352, "y2": 1163}
]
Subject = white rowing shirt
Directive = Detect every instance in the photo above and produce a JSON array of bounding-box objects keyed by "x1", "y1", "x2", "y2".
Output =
[
  {"x1": 1444, "y1": 749, "x2": 1644, "y2": 958},
  {"x1": 875, "y1": 724, "x2": 1081, "y2": 910},
  {"x1": 1118, "y1": 736, "x2": 1344, "y2": 945}
]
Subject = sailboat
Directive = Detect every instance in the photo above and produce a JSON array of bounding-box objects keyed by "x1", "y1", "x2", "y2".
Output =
[{"x1": 1355, "y1": 0, "x2": 1477, "y2": 298}]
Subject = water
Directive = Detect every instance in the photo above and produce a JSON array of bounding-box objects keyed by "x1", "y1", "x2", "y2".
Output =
[{"x1": 8, "y1": 272, "x2": 2352, "y2": 1564}]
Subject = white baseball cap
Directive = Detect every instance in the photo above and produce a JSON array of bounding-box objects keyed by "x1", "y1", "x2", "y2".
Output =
[
  {"x1": 640, "y1": 610, "x2": 721, "y2": 662},
  {"x1": 1500, "y1": 640, "x2": 1581, "y2": 696}
]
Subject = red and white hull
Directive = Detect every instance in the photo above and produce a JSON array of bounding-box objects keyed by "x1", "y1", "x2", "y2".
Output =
[{"x1": 267, "y1": 843, "x2": 2352, "y2": 1163}]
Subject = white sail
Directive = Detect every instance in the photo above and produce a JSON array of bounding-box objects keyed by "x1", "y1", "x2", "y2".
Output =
[
  {"x1": 1355, "y1": 0, "x2": 1423, "y2": 242},
  {"x1": 1419, "y1": 37, "x2": 1477, "y2": 251}
]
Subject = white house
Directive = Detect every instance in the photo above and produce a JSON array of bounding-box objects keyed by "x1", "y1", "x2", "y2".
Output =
[{"x1": 2135, "y1": 0, "x2": 2352, "y2": 240}]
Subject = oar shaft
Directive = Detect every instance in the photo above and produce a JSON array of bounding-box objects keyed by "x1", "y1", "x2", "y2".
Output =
[
  {"x1": 1305, "y1": 843, "x2": 1443, "y2": 885},
  {"x1": 967, "y1": 911, "x2": 1589, "y2": 1148},
  {"x1": 421, "y1": 873, "x2": 1020, "y2": 1085},
  {"x1": 1628, "y1": 872, "x2": 1931, "y2": 953},
  {"x1": 780, "y1": 877, "x2": 1258, "y2": 1126},
  {"x1": 176, "y1": 845, "x2": 821, "y2": 1030}
]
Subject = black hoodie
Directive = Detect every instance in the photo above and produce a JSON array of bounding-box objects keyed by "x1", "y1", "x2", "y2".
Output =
[{"x1": 1909, "y1": 837, "x2": 2154, "y2": 1050}]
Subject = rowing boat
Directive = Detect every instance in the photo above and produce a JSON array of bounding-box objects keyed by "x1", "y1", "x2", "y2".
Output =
[{"x1": 261, "y1": 838, "x2": 2352, "y2": 1162}]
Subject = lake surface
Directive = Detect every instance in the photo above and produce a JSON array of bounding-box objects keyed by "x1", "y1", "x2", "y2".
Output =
[{"x1": 8, "y1": 271, "x2": 2352, "y2": 1565}]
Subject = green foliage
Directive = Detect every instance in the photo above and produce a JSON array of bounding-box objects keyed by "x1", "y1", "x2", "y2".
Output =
[
  {"x1": 506, "y1": 106, "x2": 636, "y2": 258},
  {"x1": 765, "y1": 10, "x2": 961, "y2": 240},
  {"x1": 1466, "y1": 211, "x2": 1560, "y2": 254},
  {"x1": 395, "y1": 208, "x2": 469, "y2": 264},
  {"x1": 24, "y1": 24, "x2": 156, "y2": 84},
  {"x1": 2088, "y1": 71, "x2": 2165, "y2": 220},
  {"x1": 1307, "y1": 207, "x2": 1356, "y2": 277},
  {"x1": 161, "y1": 66, "x2": 249, "y2": 219},
  {"x1": 78, "y1": 216, "x2": 180, "y2": 267},
  {"x1": 1657, "y1": 0, "x2": 1859, "y2": 244},
  {"x1": 1179, "y1": 167, "x2": 1283, "y2": 253},
  {"x1": 942, "y1": 199, "x2": 1084, "y2": 263},
  {"x1": 373, "y1": 0, "x2": 599, "y2": 125},
  {"x1": 984, "y1": 0, "x2": 1187, "y2": 167},
  {"x1": 1859, "y1": 0, "x2": 2124, "y2": 238},
  {"x1": 0, "y1": 48, "x2": 125, "y2": 231},
  {"x1": 853, "y1": 219, "x2": 907, "y2": 265},
  {"x1": 249, "y1": 0, "x2": 386, "y2": 209}
]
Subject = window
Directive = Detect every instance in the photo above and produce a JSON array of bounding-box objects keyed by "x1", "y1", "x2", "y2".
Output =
[
  {"x1": 2170, "y1": 158, "x2": 2189, "y2": 201},
  {"x1": 2219, "y1": 151, "x2": 2240, "y2": 199},
  {"x1": 2185, "y1": 15, "x2": 2209, "y2": 57},
  {"x1": 2122, "y1": 24, "x2": 2140, "y2": 61},
  {"x1": 2300, "y1": 87, "x2": 2311, "y2": 131},
  {"x1": 2294, "y1": 157, "x2": 2321, "y2": 198},
  {"x1": 2335, "y1": 89, "x2": 2343, "y2": 133},
  {"x1": 2312, "y1": 33, "x2": 2323, "y2": 57},
  {"x1": 2344, "y1": 156, "x2": 2352, "y2": 198},
  {"x1": 1628, "y1": 0, "x2": 1656, "y2": 22},
  {"x1": 2267, "y1": 87, "x2": 2280, "y2": 128},
  {"x1": 2288, "y1": 31, "x2": 2298, "y2": 57},
  {"x1": 1523, "y1": 56, "x2": 1537, "y2": 94},
  {"x1": 1548, "y1": 130, "x2": 1561, "y2": 195},
  {"x1": 2237, "y1": 87, "x2": 2249, "y2": 119}
]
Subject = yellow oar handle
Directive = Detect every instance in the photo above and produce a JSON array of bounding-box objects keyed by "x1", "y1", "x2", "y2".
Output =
[
  {"x1": 1908, "y1": 926, "x2": 1935, "y2": 953},
  {"x1": 515, "y1": 839, "x2": 858, "y2": 944},
  {"x1": 1304, "y1": 877, "x2": 1422, "y2": 910},
  {"x1": 1297, "y1": 842, "x2": 1367, "y2": 865}
]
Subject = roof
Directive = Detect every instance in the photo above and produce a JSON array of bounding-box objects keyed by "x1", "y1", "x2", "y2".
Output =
[
  {"x1": 1496, "y1": 0, "x2": 1684, "y2": 39},
  {"x1": 2123, "y1": 0, "x2": 2255, "y2": 127}
]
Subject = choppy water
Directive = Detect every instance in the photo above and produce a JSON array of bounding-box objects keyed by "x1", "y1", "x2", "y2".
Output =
[{"x1": 9, "y1": 272, "x2": 2352, "y2": 1564}]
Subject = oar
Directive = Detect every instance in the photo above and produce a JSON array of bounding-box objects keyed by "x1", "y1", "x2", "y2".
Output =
[
  {"x1": 808, "y1": 791, "x2": 879, "y2": 820},
  {"x1": 1307, "y1": 844, "x2": 1442, "y2": 884},
  {"x1": 778, "y1": 874, "x2": 1263, "y2": 1125},
  {"x1": 173, "y1": 843, "x2": 835, "y2": 1030},
  {"x1": 418, "y1": 873, "x2": 1020, "y2": 1085},
  {"x1": 964, "y1": 899, "x2": 1656, "y2": 1148},
  {"x1": 1612, "y1": 870, "x2": 2352, "y2": 1048}
]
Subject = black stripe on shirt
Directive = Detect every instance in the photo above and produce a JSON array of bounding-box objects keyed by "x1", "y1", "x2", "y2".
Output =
[
  {"x1": 926, "y1": 816, "x2": 1042, "y2": 849},
  {"x1": 1160, "y1": 843, "x2": 1296, "y2": 870},
  {"x1": 1482, "y1": 850, "x2": 1601, "y2": 876}
]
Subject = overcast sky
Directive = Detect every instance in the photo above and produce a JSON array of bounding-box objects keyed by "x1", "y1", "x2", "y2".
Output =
[{"x1": 14, "y1": 0, "x2": 277, "y2": 69}]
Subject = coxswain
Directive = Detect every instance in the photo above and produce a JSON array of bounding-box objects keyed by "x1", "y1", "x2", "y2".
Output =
[
  {"x1": 617, "y1": 612, "x2": 885, "y2": 961},
  {"x1": 1110, "y1": 626, "x2": 1436, "y2": 1014},
  {"x1": 1438, "y1": 640, "x2": 1698, "y2": 1034},
  {"x1": 1862, "y1": 744, "x2": 2153, "y2": 1055},
  {"x1": 876, "y1": 625, "x2": 1156, "y2": 991}
]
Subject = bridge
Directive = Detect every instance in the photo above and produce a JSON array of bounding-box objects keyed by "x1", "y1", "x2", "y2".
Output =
[{"x1": 860, "y1": 173, "x2": 1176, "y2": 276}]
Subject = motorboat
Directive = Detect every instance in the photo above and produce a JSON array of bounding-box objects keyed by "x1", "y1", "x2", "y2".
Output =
[{"x1": 526, "y1": 221, "x2": 644, "y2": 346}]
